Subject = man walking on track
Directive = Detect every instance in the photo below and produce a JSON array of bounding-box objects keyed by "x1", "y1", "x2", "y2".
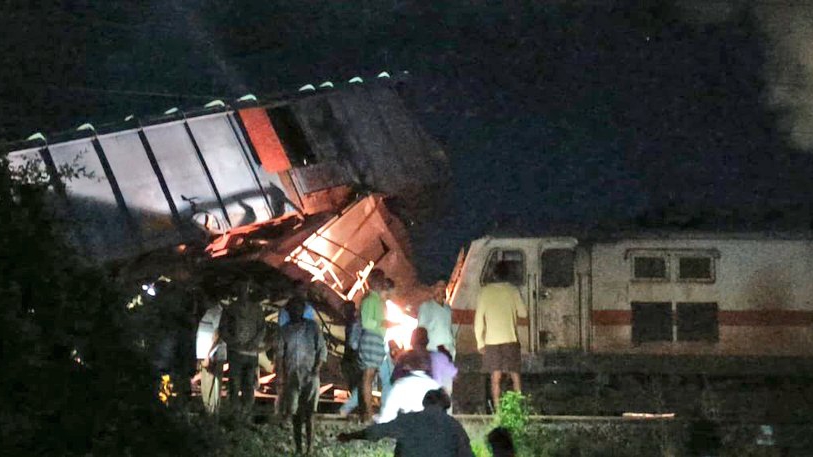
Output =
[{"x1": 474, "y1": 261, "x2": 528, "y2": 413}]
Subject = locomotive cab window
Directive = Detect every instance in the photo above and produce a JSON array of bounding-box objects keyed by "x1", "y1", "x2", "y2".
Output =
[
  {"x1": 481, "y1": 249, "x2": 525, "y2": 286},
  {"x1": 632, "y1": 256, "x2": 668, "y2": 281},
  {"x1": 540, "y1": 249, "x2": 575, "y2": 288},
  {"x1": 678, "y1": 256, "x2": 714, "y2": 282}
]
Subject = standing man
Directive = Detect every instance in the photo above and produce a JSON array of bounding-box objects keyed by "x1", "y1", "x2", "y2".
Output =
[
  {"x1": 474, "y1": 262, "x2": 527, "y2": 413},
  {"x1": 358, "y1": 269, "x2": 389, "y2": 422},
  {"x1": 276, "y1": 296, "x2": 327, "y2": 454},
  {"x1": 278, "y1": 280, "x2": 318, "y2": 327},
  {"x1": 418, "y1": 280, "x2": 456, "y2": 359},
  {"x1": 338, "y1": 300, "x2": 363, "y2": 417},
  {"x1": 196, "y1": 301, "x2": 226, "y2": 414},
  {"x1": 220, "y1": 280, "x2": 266, "y2": 417}
]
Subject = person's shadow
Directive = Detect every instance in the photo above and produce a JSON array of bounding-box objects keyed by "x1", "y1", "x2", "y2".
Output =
[{"x1": 236, "y1": 200, "x2": 257, "y2": 226}]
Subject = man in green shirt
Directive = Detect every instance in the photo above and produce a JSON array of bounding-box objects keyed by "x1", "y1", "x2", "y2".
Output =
[{"x1": 358, "y1": 269, "x2": 390, "y2": 421}]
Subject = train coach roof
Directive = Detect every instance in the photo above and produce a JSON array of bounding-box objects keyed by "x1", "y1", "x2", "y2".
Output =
[
  {"x1": 2, "y1": 72, "x2": 410, "y2": 150},
  {"x1": 477, "y1": 230, "x2": 813, "y2": 244}
]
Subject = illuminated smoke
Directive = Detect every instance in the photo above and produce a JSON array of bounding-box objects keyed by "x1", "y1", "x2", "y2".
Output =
[
  {"x1": 756, "y1": 4, "x2": 813, "y2": 150},
  {"x1": 154, "y1": 0, "x2": 247, "y2": 95},
  {"x1": 678, "y1": 0, "x2": 813, "y2": 151}
]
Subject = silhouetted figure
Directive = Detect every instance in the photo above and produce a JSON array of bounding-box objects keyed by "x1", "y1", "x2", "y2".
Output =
[
  {"x1": 339, "y1": 301, "x2": 362, "y2": 417},
  {"x1": 276, "y1": 297, "x2": 327, "y2": 454},
  {"x1": 338, "y1": 389, "x2": 474, "y2": 457},
  {"x1": 378, "y1": 329, "x2": 441, "y2": 424},
  {"x1": 487, "y1": 427, "x2": 515, "y2": 457},
  {"x1": 392, "y1": 327, "x2": 432, "y2": 382},
  {"x1": 220, "y1": 281, "x2": 266, "y2": 417}
]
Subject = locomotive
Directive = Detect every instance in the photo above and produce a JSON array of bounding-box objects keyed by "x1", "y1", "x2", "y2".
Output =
[{"x1": 446, "y1": 234, "x2": 813, "y2": 417}]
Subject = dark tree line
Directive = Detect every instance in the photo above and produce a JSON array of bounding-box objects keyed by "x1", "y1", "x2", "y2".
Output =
[{"x1": 0, "y1": 159, "x2": 203, "y2": 455}]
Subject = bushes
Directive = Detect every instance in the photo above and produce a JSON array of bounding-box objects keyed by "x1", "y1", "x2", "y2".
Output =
[
  {"x1": 0, "y1": 159, "x2": 203, "y2": 455},
  {"x1": 466, "y1": 391, "x2": 683, "y2": 457}
]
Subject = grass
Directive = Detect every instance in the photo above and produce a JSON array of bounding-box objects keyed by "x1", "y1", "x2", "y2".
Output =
[{"x1": 200, "y1": 392, "x2": 811, "y2": 457}]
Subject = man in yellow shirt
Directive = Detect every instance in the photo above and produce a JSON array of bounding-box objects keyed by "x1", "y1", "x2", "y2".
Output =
[{"x1": 474, "y1": 262, "x2": 528, "y2": 413}]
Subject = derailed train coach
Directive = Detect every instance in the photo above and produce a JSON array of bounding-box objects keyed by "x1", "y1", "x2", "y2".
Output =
[
  {"x1": 4, "y1": 77, "x2": 447, "y2": 408},
  {"x1": 447, "y1": 233, "x2": 813, "y2": 415},
  {"x1": 3, "y1": 76, "x2": 448, "y2": 264}
]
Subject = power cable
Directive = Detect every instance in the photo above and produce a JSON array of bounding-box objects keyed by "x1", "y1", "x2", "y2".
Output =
[{"x1": 46, "y1": 84, "x2": 226, "y2": 101}]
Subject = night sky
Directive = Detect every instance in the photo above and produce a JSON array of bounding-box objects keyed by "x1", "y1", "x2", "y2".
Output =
[{"x1": 3, "y1": 1, "x2": 813, "y2": 280}]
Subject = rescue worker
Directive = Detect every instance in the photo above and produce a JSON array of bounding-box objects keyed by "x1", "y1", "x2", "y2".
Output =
[
  {"x1": 276, "y1": 296, "x2": 327, "y2": 454},
  {"x1": 219, "y1": 280, "x2": 266, "y2": 417},
  {"x1": 474, "y1": 261, "x2": 528, "y2": 413}
]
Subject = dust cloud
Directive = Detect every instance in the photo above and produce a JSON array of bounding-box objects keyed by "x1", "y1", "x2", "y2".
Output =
[{"x1": 678, "y1": 0, "x2": 813, "y2": 151}]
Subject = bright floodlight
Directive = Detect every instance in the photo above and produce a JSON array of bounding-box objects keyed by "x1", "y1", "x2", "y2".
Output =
[
  {"x1": 124, "y1": 114, "x2": 135, "y2": 121},
  {"x1": 299, "y1": 84, "x2": 316, "y2": 92},
  {"x1": 237, "y1": 94, "x2": 257, "y2": 102},
  {"x1": 205, "y1": 100, "x2": 225, "y2": 108},
  {"x1": 319, "y1": 81, "x2": 334, "y2": 89},
  {"x1": 348, "y1": 76, "x2": 363, "y2": 84},
  {"x1": 76, "y1": 123, "x2": 95, "y2": 132},
  {"x1": 164, "y1": 107, "x2": 179, "y2": 115},
  {"x1": 377, "y1": 71, "x2": 391, "y2": 78}
]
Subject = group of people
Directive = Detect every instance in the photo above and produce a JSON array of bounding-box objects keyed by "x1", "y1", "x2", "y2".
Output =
[
  {"x1": 339, "y1": 269, "x2": 458, "y2": 423},
  {"x1": 337, "y1": 261, "x2": 527, "y2": 456},
  {"x1": 338, "y1": 389, "x2": 517, "y2": 457},
  {"x1": 196, "y1": 279, "x2": 267, "y2": 416},
  {"x1": 195, "y1": 279, "x2": 326, "y2": 453},
  {"x1": 193, "y1": 259, "x2": 528, "y2": 456}
]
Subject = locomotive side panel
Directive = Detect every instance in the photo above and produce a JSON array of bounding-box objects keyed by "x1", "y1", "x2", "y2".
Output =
[{"x1": 590, "y1": 238, "x2": 813, "y2": 356}]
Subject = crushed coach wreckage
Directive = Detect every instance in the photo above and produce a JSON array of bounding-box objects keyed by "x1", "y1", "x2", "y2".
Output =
[{"x1": 4, "y1": 75, "x2": 444, "y2": 301}]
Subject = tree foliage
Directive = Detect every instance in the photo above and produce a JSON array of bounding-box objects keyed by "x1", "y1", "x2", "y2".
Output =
[{"x1": 0, "y1": 157, "x2": 201, "y2": 455}]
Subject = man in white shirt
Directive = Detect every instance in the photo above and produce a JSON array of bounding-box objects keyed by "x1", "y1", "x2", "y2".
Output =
[
  {"x1": 417, "y1": 281, "x2": 456, "y2": 359},
  {"x1": 376, "y1": 369, "x2": 441, "y2": 423},
  {"x1": 196, "y1": 303, "x2": 226, "y2": 414}
]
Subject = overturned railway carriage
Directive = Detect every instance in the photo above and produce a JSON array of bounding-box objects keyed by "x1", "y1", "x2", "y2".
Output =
[
  {"x1": 3, "y1": 78, "x2": 447, "y2": 263},
  {"x1": 2, "y1": 79, "x2": 448, "y2": 408},
  {"x1": 449, "y1": 234, "x2": 813, "y2": 416}
]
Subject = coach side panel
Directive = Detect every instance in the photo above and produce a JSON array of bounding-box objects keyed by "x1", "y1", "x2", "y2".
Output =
[{"x1": 589, "y1": 239, "x2": 813, "y2": 356}]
